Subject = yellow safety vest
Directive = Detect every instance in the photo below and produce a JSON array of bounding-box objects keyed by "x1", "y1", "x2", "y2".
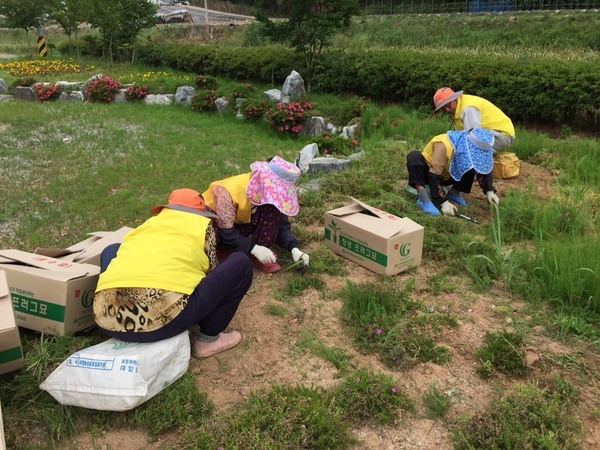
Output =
[
  {"x1": 96, "y1": 208, "x2": 210, "y2": 295},
  {"x1": 453, "y1": 94, "x2": 515, "y2": 137},
  {"x1": 422, "y1": 133, "x2": 454, "y2": 180},
  {"x1": 203, "y1": 173, "x2": 253, "y2": 224}
]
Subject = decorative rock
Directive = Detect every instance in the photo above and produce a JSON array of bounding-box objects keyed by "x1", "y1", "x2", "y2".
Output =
[
  {"x1": 296, "y1": 143, "x2": 319, "y2": 173},
  {"x1": 348, "y1": 150, "x2": 365, "y2": 160},
  {"x1": 341, "y1": 124, "x2": 358, "y2": 139},
  {"x1": 308, "y1": 157, "x2": 351, "y2": 174},
  {"x1": 281, "y1": 70, "x2": 305, "y2": 103},
  {"x1": 144, "y1": 94, "x2": 174, "y2": 105},
  {"x1": 13, "y1": 86, "x2": 37, "y2": 102},
  {"x1": 56, "y1": 81, "x2": 84, "y2": 91},
  {"x1": 0, "y1": 94, "x2": 14, "y2": 102},
  {"x1": 0, "y1": 78, "x2": 7, "y2": 93},
  {"x1": 59, "y1": 91, "x2": 85, "y2": 102},
  {"x1": 114, "y1": 89, "x2": 127, "y2": 103},
  {"x1": 215, "y1": 96, "x2": 228, "y2": 113},
  {"x1": 302, "y1": 116, "x2": 326, "y2": 137},
  {"x1": 263, "y1": 89, "x2": 281, "y2": 102},
  {"x1": 175, "y1": 85, "x2": 196, "y2": 104}
]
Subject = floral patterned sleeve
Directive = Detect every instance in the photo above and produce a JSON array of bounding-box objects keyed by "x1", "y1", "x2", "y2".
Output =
[
  {"x1": 204, "y1": 221, "x2": 219, "y2": 272},
  {"x1": 211, "y1": 185, "x2": 237, "y2": 228}
]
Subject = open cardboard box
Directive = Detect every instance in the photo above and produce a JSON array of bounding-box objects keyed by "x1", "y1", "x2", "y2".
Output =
[
  {"x1": 324, "y1": 197, "x2": 424, "y2": 276},
  {"x1": 0, "y1": 270, "x2": 24, "y2": 375},
  {"x1": 34, "y1": 226, "x2": 133, "y2": 266},
  {"x1": 0, "y1": 250, "x2": 100, "y2": 336}
]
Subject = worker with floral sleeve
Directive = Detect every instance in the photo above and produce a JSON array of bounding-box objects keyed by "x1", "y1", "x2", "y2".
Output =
[{"x1": 202, "y1": 156, "x2": 309, "y2": 273}]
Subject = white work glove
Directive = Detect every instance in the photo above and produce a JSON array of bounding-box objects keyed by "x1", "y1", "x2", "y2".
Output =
[
  {"x1": 486, "y1": 191, "x2": 500, "y2": 205},
  {"x1": 440, "y1": 201, "x2": 458, "y2": 216},
  {"x1": 291, "y1": 247, "x2": 310, "y2": 266},
  {"x1": 250, "y1": 245, "x2": 277, "y2": 264}
]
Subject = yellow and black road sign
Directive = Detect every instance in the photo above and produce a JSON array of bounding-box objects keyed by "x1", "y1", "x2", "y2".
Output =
[{"x1": 37, "y1": 36, "x2": 47, "y2": 57}]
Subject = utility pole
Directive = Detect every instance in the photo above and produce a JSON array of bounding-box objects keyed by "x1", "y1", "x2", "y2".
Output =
[{"x1": 204, "y1": 0, "x2": 208, "y2": 26}]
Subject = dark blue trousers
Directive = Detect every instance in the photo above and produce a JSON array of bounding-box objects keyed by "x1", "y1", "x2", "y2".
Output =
[{"x1": 97, "y1": 245, "x2": 253, "y2": 343}]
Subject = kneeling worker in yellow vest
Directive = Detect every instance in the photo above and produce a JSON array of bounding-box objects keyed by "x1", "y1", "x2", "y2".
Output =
[
  {"x1": 93, "y1": 188, "x2": 253, "y2": 358},
  {"x1": 406, "y1": 127, "x2": 500, "y2": 216}
]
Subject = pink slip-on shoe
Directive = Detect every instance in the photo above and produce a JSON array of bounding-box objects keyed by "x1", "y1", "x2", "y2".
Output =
[
  {"x1": 193, "y1": 331, "x2": 242, "y2": 358},
  {"x1": 251, "y1": 257, "x2": 281, "y2": 273}
]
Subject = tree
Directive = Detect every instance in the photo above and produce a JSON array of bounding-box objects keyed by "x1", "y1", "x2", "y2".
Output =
[
  {"x1": 87, "y1": 0, "x2": 156, "y2": 62},
  {"x1": 48, "y1": 0, "x2": 92, "y2": 57},
  {"x1": 256, "y1": 0, "x2": 359, "y2": 88},
  {"x1": 0, "y1": 0, "x2": 48, "y2": 46}
]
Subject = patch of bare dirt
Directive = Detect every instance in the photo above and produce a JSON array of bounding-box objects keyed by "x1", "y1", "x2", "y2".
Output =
[{"x1": 62, "y1": 161, "x2": 600, "y2": 450}]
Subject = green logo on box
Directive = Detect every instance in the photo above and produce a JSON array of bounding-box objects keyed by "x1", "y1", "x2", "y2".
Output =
[
  {"x1": 326, "y1": 220, "x2": 387, "y2": 266},
  {"x1": 400, "y1": 243, "x2": 410, "y2": 257},
  {"x1": 11, "y1": 293, "x2": 65, "y2": 322},
  {"x1": 337, "y1": 235, "x2": 387, "y2": 266},
  {"x1": 81, "y1": 289, "x2": 94, "y2": 308}
]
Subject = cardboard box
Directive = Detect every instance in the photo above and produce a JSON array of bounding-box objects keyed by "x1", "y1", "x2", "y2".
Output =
[
  {"x1": 0, "y1": 250, "x2": 100, "y2": 336},
  {"x1": 34, "y1": 226, "x2": 133, "y2": 266},
  {"x1": 0, "y1": 270, "x2": 24, "y2": 375},
  {"x1": 324, "y1": 197, "x2": 424, "y2": 276}
]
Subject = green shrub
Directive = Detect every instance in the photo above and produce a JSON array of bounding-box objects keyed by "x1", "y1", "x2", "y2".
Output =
[
  {"x1": 311, "y1": 133, "x2": 358, "y2": 157},
  {"x1": 190, "y1": 89, "x2": 218, "y2": 112},
  {"x1": 227, "y1": 82, "x2": 255, "y2": 103},
  {"x1": 57, "y1": 34, "x2": 104, "y2": 58},
  {"x1": 138, "y1": 41, "x2": 600, "y2": 127},
  {"x1": 194, "y1": 74, "x2": 218, "y2": 90},
  {"x1": 12, "y1": 77, "x2": 36, "y2": 88}
]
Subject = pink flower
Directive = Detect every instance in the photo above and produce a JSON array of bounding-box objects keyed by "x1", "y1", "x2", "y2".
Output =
[
  {"x1": 391, "y1": 387, "x2": 398, "y2": 393},
  {"x1": 376, "y1": 328, "x2": 382, "y2": 335}
]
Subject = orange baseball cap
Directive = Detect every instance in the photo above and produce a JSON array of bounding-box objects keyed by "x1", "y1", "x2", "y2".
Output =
[
  {"x1": 150, "y1": 188, "x2": 217, "y2": 218},
  {"x1": 433, "y1": 87, "x2": 463, "y2": 113}
]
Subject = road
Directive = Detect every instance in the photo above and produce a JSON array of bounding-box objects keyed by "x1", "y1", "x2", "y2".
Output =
[{"x1": 158, "y1": 5, "x2": 255, "y2": 24}]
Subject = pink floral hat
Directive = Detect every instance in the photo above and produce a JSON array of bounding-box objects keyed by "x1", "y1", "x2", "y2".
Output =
[{"x1": 245, "y1": 156, "x2": 301, "y2": 216}]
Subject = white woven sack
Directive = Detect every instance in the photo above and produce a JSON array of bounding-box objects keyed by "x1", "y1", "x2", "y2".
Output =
[{"x1": 40, "y1": 332, "x2": 190, "y2": 411}]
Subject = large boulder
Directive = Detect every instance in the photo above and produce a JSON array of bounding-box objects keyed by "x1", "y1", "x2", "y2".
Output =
[
  {"x1": 175, "y1": 86, "x2": 196, "y2": 104},
  {"x1": 13, "y1": 86, "x2": 37, "y2": 102},
  {"x1": 281, "y1": 70, "x2": 305, "y2": 103}
]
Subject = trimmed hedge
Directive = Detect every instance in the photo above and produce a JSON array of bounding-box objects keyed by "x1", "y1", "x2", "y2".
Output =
[{"x1": 137, "y1": 43, "x2": 600, "y2": 126}]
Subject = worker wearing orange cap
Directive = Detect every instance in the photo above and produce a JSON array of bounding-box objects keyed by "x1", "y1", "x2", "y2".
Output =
[
  {"x1": 94, "y1": 188, "x2": 253, "y2": 359},
  {"x1": 433, "y1": 87, "x2": 515, "y2": 150}
]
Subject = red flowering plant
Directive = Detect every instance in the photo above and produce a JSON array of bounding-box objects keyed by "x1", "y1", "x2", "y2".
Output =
[
  {"x1": 312, "y1": 133, "x2": 358, "y2": 157},
  {"x1": 85, "y1": 75, "x2": 121, "y2": 103},
  {"x1": 124, "y1": 83, "x2": 149, "y2": 101},
  {"x1": 265, "y1": 101, "x2": 312, "y2": 135},
  {"x1": 240, "y1": 96, "x2": 270, "y2": 122},
  {"x1": 33, "y1": 83, "x2": 61, "y2": 102}
]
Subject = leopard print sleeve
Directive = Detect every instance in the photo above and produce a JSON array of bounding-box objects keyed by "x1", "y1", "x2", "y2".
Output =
[{"x1": 204, "y1": 221, "x2": 219, "y2": 272}]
